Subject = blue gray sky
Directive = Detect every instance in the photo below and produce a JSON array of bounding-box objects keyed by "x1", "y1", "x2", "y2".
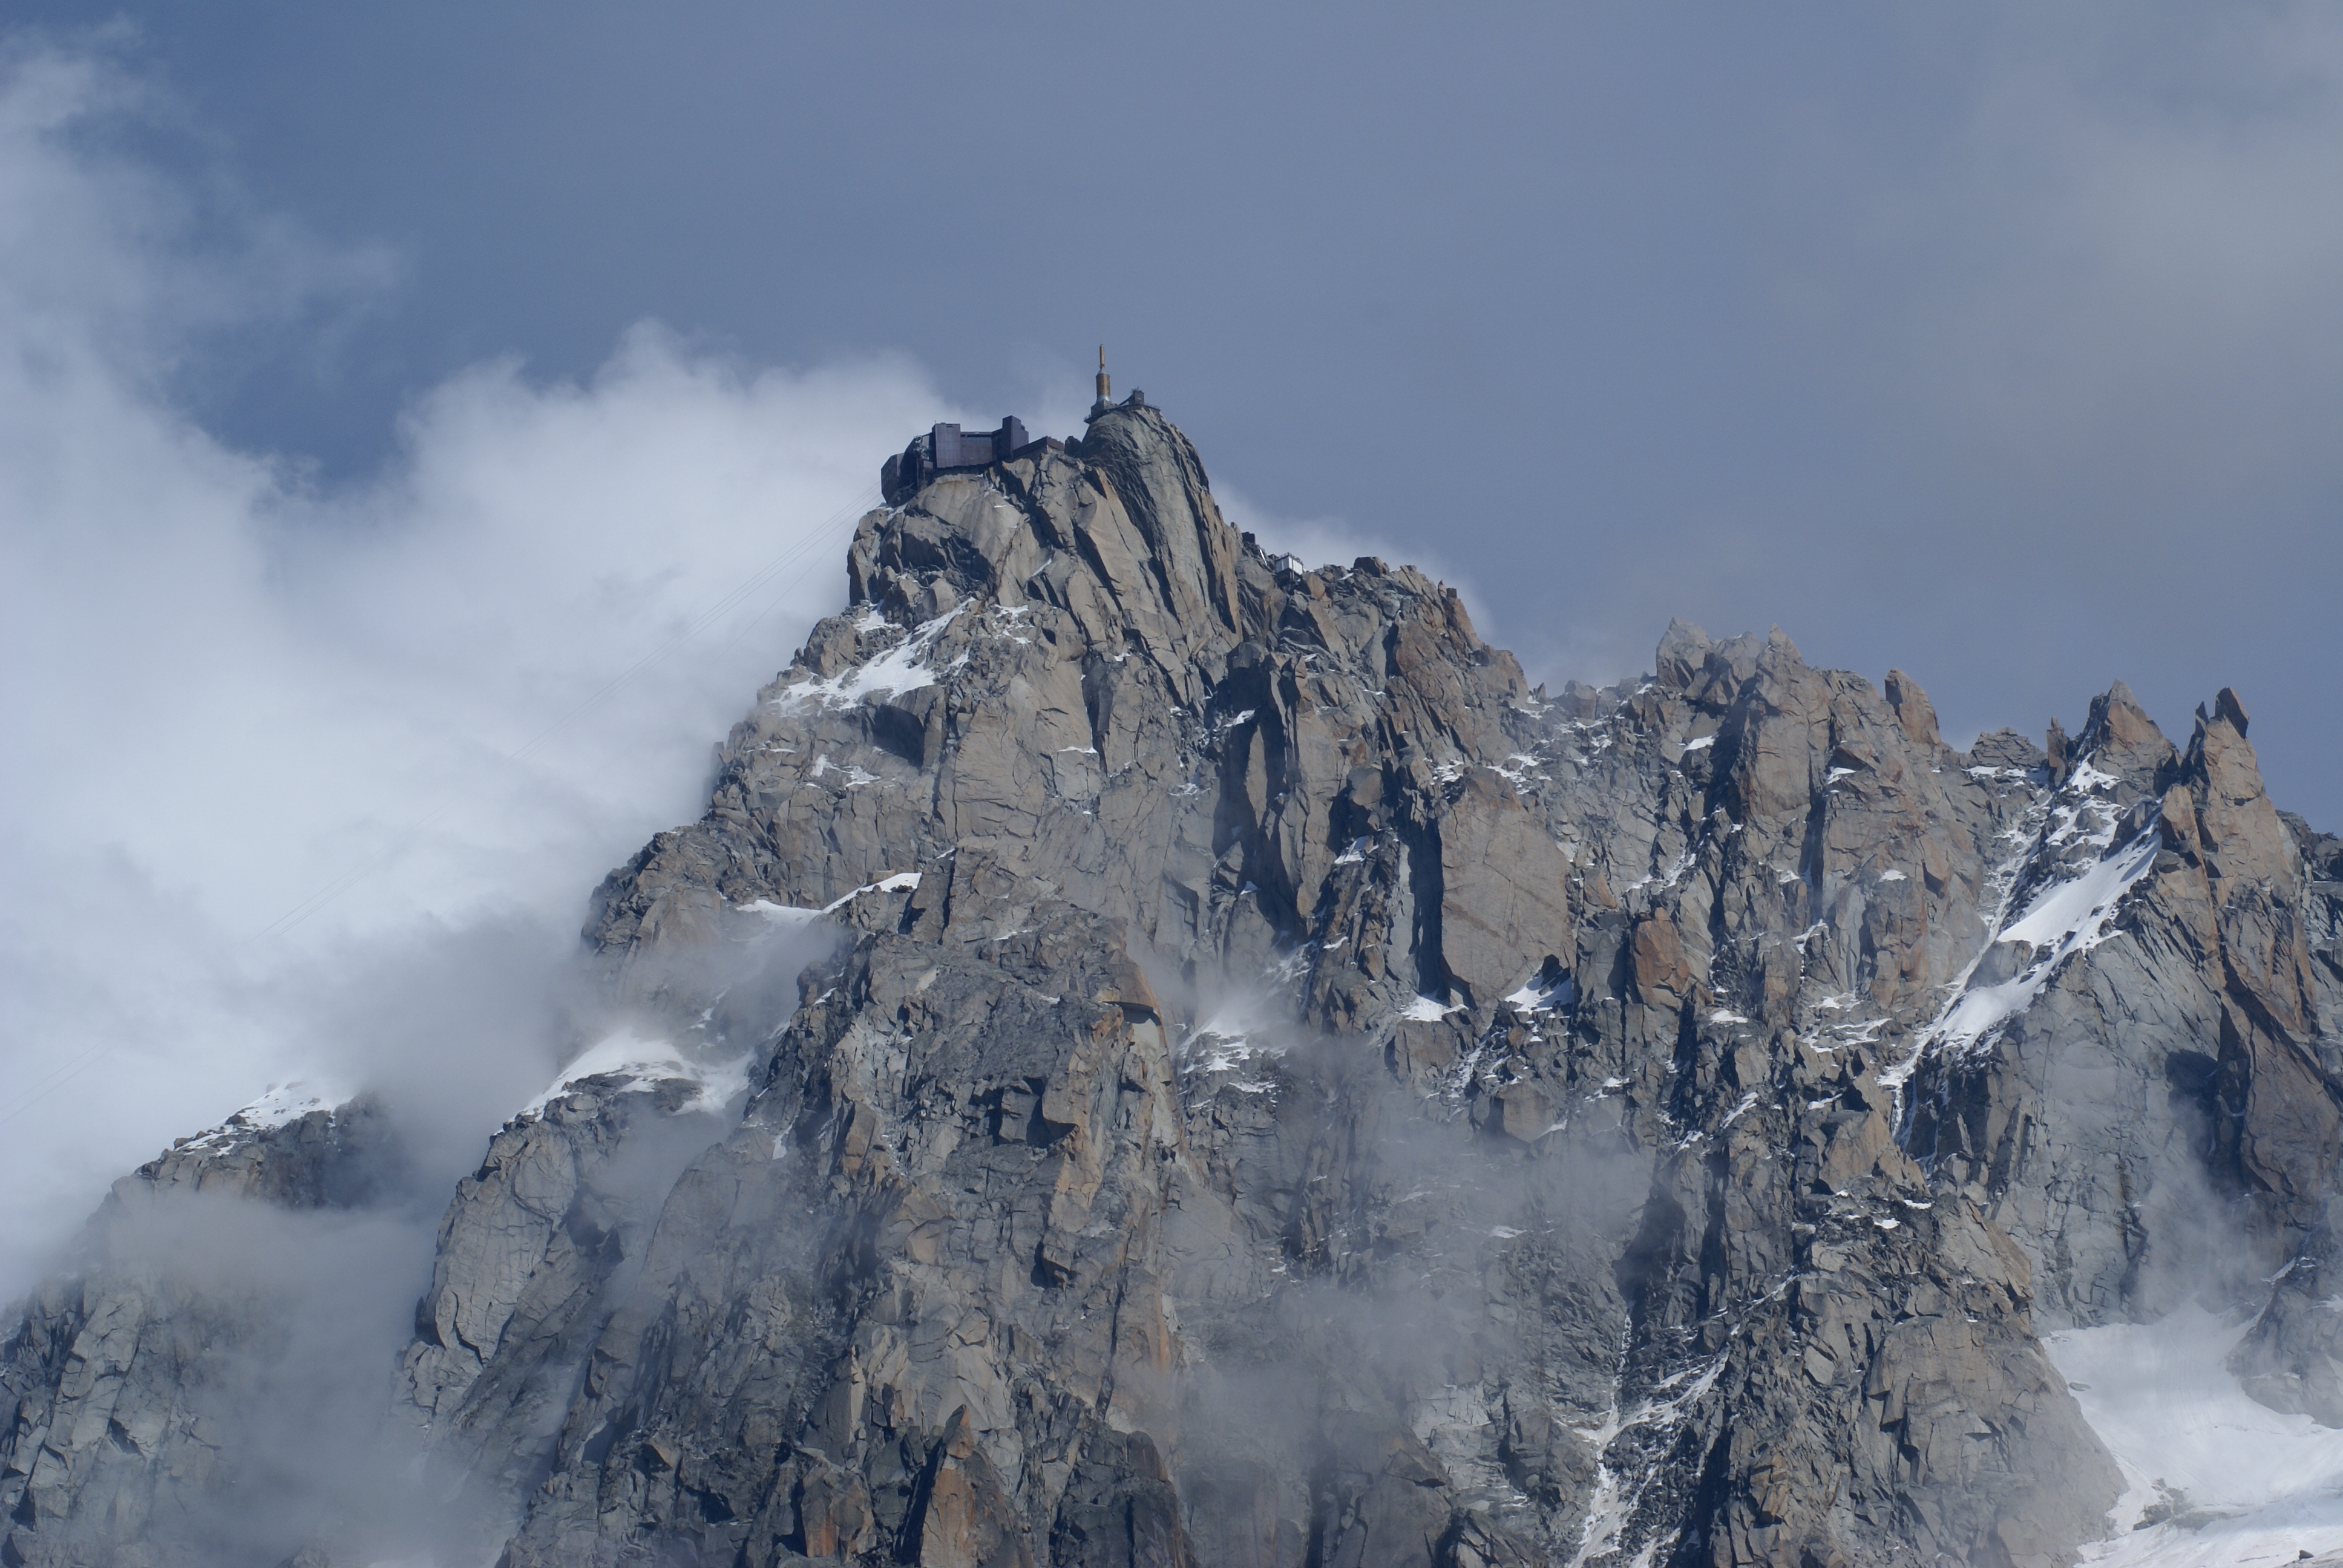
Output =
[
  {"x1": 16, "y1": 4, "x2": 2343, "y2": 805},
  {"x1": 1, "y1": 5, "x2": 2339, "y2": 1280}
]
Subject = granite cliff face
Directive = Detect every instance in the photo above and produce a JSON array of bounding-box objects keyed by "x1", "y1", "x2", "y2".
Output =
[
  {"x1": 3, "y1": 403, "x2": 2338, "y2": 1567},
  {"x1": 0, "y1": 1093, "x2": 406, "y2": 1565}
]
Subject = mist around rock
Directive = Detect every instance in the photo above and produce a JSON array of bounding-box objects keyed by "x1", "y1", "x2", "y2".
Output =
[
  {"x1": 6, "y1": 35, "x2": 2343, "y2": 1568},
  {"x1": 8, "y1": 391, "x2": 2336, "y2": 1567},
  {"x1": 0, "y1": 35, "x2": 1006, "y2": 1293}
]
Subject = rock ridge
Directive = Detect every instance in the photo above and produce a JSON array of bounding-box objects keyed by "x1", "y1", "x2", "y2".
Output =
[{"x1": 2, "y1": 403, "x2": 2337, "y2": 1567}]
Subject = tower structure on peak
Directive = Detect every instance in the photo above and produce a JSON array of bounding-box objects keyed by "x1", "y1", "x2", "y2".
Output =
[
  {"x1": 877, "y1": 348, "x2": 1156, "y2": 505},
  {"x1": 879, "y1": 415, "x2": 1061, "y2": 505},
  {"x1": 1084, "y1": 346, "x2": 1146, "y2": 423}
]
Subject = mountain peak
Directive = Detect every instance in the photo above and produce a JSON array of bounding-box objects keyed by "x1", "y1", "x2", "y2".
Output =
[{"x1": 7, "y1": 409, "x2": 2341, "y2": 1568}]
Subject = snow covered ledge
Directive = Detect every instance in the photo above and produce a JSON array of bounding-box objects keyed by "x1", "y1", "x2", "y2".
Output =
[{"x1": 2050, "y1": 1306, "x2": 2343, "y2": 1566}]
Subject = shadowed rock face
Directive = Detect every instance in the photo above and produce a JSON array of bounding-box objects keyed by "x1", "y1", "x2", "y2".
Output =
[{"x1": 3, "y1": 406, "x2": 2337, "y2": 1567}]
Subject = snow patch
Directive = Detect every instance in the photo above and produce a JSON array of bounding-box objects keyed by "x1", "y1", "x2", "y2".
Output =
[
  {"x1": 2051, "y1": 1305, "x2": 2343, "y2": 1566},
  {"x1": 775, "y1": 607, "x2": 964, "y2": 710},
  {"x1": 1178, "y1": 1005, "x2": 1285, "y2": 1093},
  {"x1": 1929, "y1": 828, "x2": 2159, "y2": 1059},
  {"x1": 1570, "y1": 1356, "x2": 1726, "y2": 1567},
  {"x1": 2000, "y1": 834, "x2": 2156, "y2": 949},
  {"x1": 521, "y1": 1025, "x2": 750, "y2": 1119},
  {"x1": 233, "y1": 1081, "x2": 344, "y2": 1130},
  {"x1": 738, "y1": 872, "x2": 922, "y2": 927},
  {"x1": 1402, "y1": 995, "x2": 1465, "y2": 1022},
  {"x1": 2068, "y1": 757, "x2": 2120, "y2": 795},
  {"x1": 175, "y1": 1081, "x2": 351, "y2": 1155},
  {"x1": 1505, "y1": 975, "x2": 1576, "y2": 1012},
  {"x1": 1883, "y1": 778, "x2": 2158, "y2": 1096}
]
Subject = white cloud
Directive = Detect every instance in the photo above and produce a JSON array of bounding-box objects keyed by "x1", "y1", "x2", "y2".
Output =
[{"x1": 0, "y1": 41, "x2": 957, "y2": 1291}]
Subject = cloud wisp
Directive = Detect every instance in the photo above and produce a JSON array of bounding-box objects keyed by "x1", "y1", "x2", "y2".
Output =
[{"x1": 0, "y1": 38, "x2": 960, "y2": 1292}]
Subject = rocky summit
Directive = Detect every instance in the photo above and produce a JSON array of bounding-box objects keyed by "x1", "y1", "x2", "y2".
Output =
[{"x1": 4, "y1": 403, "x2": 2340, "y2": 1567}]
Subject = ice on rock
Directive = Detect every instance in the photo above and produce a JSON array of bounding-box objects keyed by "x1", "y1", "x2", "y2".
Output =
[
  {"x1": 1887, "y1": 817, "x2": 2160, "y2": 1086},
  {"x1": 1504, "y1": 973, "x2": 1576, "y2": 1011},
  {"x1": 520, "y1": 1025, "x2": 750, "y2": 1119},
  {"x1": 234, "y1": 1081, "x2": 344, "y2": 1129},
  {"x1": 2051, "y1": 1307, "x2": 2343, "y2": 1566},
  {"x1": 775, "y1": 607, "x2": 965, "y2": 710},
  {"x1": 176, "y1": 1080, "x2": 350, "y2": 1154},
  {"x1": 739, "y1": 871, "x2": 922, "y2": 927}
]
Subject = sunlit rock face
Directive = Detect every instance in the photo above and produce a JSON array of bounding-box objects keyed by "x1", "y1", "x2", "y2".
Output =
[{"x1": 5, "y1": 403, "x2": 2340, "y2": 1567}]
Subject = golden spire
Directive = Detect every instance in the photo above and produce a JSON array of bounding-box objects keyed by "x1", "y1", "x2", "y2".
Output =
[{"x1": 1095, "y1": 345, "x2": 1111, "y2": 410}]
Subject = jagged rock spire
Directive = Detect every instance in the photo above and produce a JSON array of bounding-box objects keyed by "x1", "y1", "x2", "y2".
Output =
[{"x1": 7, "y1": 403, "x2": 2341, "y2": 1568}]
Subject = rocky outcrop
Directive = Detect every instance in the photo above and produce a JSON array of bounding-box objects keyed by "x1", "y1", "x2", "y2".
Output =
[
  {"x1": 2228, "y1": 816, "x2": 2343, "y2": 1425},
  {"x1": 585, "y1": 411, "x2": 1538, "y2": 1025},
  {"x1": 0, "y1": 1094, "x2": 401, "y2": 1567},
  {"x1": 7, "y1": 401, "x2": 2339, "y2": 1566},
  {"x1": 418, "y1": 406, "x2": 2343, "y2": 1564},
  {"x1": 496, "y1": 889, "x2": 1210, "y2": 1568},
  {"x1": 397, "y1": 1069, "x2": 744, "y2": 1528},
  {"x1": 463, "y1": 407, "x2": 2200, "y2": 1565},
  {"x1": 1902, "y1": 686, "x2": 2340, "y2": 1327}
]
